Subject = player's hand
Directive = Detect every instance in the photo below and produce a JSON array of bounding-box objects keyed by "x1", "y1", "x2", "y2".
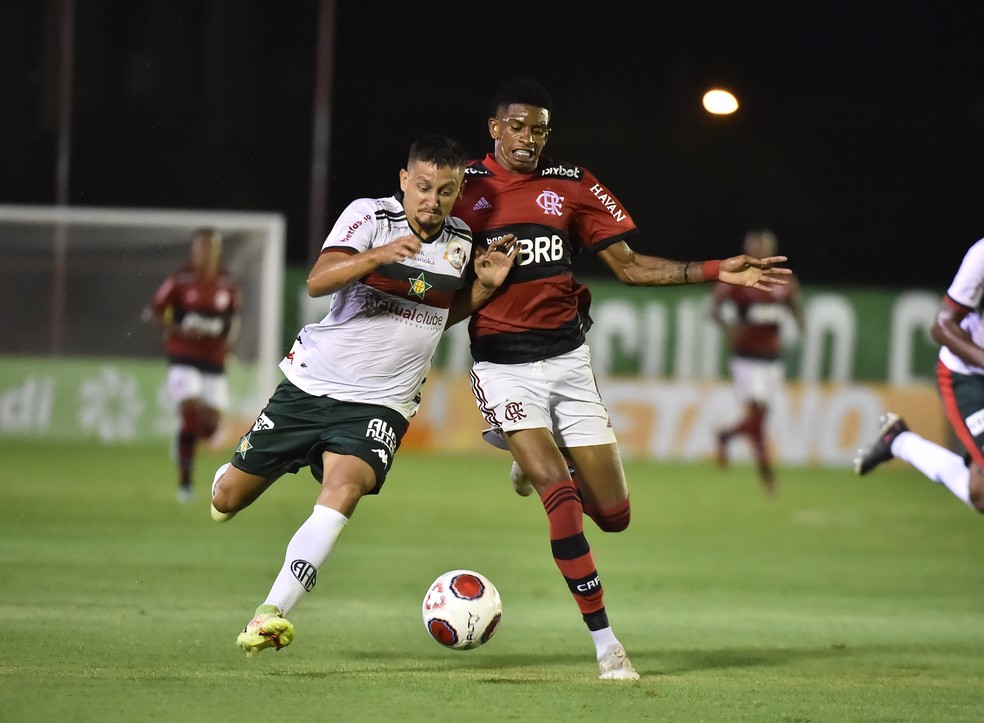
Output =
[
  {"x1": 719, "y1": 254, "x2": 792, "y2": 290},
  {"x1": 378, "y1": 235, "x2": 423, "y2": 264},
  {"x1": 474, "y1": 234, "x2": 518, "y2": 289}
]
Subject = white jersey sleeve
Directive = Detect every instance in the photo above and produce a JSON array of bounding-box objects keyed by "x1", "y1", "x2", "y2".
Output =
[
  {"x1": 939, "y1": 238, "x2": 984, "y2": 375},
  {"x1": 279, "y1": 196, "x2": 473, "y2": 417}
]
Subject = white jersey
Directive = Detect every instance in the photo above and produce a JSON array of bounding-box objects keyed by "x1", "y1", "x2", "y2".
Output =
[
  {"x1": 939, "y1": 238, "x2": 984, "y2": 376},
  {"x1": 280, "y1": 195, "x2": 472, "y2": 418}
]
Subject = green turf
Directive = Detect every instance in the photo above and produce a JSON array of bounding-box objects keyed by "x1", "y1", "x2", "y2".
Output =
[{"x1": 1, "y1": 439, "x2": 982, "y2": 722}]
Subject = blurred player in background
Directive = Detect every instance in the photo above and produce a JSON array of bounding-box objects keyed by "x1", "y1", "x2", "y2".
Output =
[
  {"x1": 453, "y1": 77, "x2": 792, "y2": 680},
  {"x1": 855, "y1": 239, "x2": 984, "y2": 514},
  {"x1": 208, "y1": 135, "x2": 517, "y2": 658},
  {"x1": 711, "y1": 228, "x2": 804, "y2": 495},
  {"x1": 144, "y1": 228, "x2": 240, "y2": 503}
]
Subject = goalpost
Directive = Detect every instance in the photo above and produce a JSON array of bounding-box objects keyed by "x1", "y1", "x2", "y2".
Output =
[{"x1": 0, "y1": 205, "x2": 286, "y2": 443}]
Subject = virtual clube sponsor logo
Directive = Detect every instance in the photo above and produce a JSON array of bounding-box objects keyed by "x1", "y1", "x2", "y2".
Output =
[{"x1": 363, "y1": 289, "x2": 445, "y2": 328}]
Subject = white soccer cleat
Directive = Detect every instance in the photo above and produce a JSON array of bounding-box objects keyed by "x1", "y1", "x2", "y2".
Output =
[
  {"x1": 510, "y1": 461, "x2": 534, "y2": 497},
  {"x1": 597, "y1": 644, "x2": 640, "y2": 680}
]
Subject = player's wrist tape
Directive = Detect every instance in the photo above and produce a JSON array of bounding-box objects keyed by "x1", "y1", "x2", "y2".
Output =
[
  {"x1": 702, "y1": 260, "x2": 721, "y2": 281},
  {"x1": 683, "y1": 261, "x2": 692, "y2": 284}
]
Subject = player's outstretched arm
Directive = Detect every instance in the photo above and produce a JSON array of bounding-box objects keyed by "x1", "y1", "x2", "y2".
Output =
[
  {"x1": 718, "y1": 254, "x2": 792, "y2": 290},
  {"x1": 598, "y1": 241, "x2": 791, "y2": 290}
]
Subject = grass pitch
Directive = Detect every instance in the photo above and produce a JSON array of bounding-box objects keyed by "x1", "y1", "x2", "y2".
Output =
[{"x1": 1, "y1": 439, "x2": 982, "y2": 722}]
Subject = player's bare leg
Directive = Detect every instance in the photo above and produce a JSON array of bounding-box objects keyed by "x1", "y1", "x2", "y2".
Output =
[{"x1": 564, "y1": 443, "x2": 631, "y2": 532}]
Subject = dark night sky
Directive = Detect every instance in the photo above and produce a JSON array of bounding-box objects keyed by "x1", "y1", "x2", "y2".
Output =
[{"x1": 3, "y1": 1, "x2": 984, "y2": 288}]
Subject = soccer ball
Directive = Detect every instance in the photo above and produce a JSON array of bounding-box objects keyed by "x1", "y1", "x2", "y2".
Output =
[{"x1": 422, "y1": 569, "x2": 502, "y2": 650}]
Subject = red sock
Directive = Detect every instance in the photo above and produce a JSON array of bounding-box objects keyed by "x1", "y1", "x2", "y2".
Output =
[
  {"x1": 540, "y1": 479, "x2": 608, "y2": 629},
  {"x1": 178, "y1": 409, "x2": 199, "y2": 487}
]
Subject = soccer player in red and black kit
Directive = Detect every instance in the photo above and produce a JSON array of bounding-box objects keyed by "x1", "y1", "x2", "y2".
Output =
[
  {"x1": 454, "y1": 78, "x2": 793, "y2": 680},
  {"x1": 144, "y1": 228, "x2": 240, "y2": 503},
  {"x1": 711, "y1": 229, "x2": 804, "y2": 495}
]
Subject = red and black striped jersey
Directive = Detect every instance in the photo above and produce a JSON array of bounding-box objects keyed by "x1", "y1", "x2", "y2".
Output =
[
  {"x1": 149, "y1": 266, "x2": 240, "y2": 371},
  {"x1": 454, "y1": 154, "x2": 638, "y2": 364},
  {"x1": 713, "y1": 277, "x2": 801, "y2": 360}
]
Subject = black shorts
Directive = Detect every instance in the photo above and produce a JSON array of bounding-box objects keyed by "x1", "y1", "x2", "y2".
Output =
[
  {"x1": 231, "y1": 378, "x2": 409, "y2": 493},
  {"x1": 938, "y1": 361, "x2": 984, "y2": 468}
]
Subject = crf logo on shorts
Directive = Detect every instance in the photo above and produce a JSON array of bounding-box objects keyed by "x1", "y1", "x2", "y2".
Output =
[{"x1": 504, "y1": 402, "x2": 526, "y2": 422}]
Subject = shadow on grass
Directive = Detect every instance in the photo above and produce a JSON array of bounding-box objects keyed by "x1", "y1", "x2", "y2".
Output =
[{"x1": 239, "y1": 643, "x2": 852, "y2": 680}]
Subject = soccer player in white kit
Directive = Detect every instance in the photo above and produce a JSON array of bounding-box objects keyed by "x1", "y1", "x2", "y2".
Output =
[
  {"x1": 855, "y1": 238, "x2": 984, "y2": 515},
  {"x1": 209, "y1": 135, "x2": 516, "y2": 657}
]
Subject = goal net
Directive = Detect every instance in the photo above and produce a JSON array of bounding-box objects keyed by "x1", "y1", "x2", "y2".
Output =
[{"x1": 0, "y1": 205, "x2": 285, "y2": 443}]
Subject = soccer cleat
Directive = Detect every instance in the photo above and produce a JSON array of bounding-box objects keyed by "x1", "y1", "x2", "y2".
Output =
[
  {"x1": 597, "y1": 644, "x2": 640, "y2": 680},
  {"x1": 177, "y1": 485, "x2": 193, "y2": 504},
  {"x1": 854, "y1": 413, "x2": 909, "y2": 476},
  {"x1": 210, "y1": 462, "x2": 237, "y2": 522},
  {"x1": 237, "y1": 605, "x2": 294, "y2": 658},
  {"x1": 510, "y1": 461, "x2": 534, "y2": 497}
]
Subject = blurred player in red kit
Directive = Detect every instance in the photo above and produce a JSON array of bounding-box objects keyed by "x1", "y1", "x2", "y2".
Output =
[
  {"x1": 144, "y1": 228, "x2": 241, "y2": 502},
  {"x1": 711, "y1": 228, "x2": 803, "y2": 495}
]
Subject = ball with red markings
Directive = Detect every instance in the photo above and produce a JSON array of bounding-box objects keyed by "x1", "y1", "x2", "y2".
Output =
[{"x1": 422, "y1": 569, "x2": 502, "y2": 650}]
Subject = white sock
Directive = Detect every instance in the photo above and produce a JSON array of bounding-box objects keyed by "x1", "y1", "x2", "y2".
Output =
[
  {"x1": 891, "y1": 431, "x2": 974, "y2": 508},
  {"x1": 263, "y1": 504, "x2": 349, "y2": 616},
  {"x1": 590, "y1": 627, "x2": 619, "y2": 659}
]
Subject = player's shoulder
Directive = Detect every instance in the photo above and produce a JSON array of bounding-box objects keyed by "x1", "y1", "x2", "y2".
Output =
[
  {"x1": 345, "y1": 195, "x2": 401, "y2": 214},
  {"x1": 959, "y1": 238, "x2": 984, "y2": 270},
  {"x1": 445, "y1": 215, "x2": 472, "y2": 244},
  {"x1": 341, "y1": 196, "x2": 408, "y2": 227},
  {"x1": 464, "y1": 158, "x2": 492, "y2": 177}
]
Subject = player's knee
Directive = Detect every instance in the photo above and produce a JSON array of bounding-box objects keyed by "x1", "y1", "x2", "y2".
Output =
[
  {"x1": 969, "y1": 487, "x2": 984, "y2": 514},
  {"x1": 594, "y1": 504, "x2": 630, "y2": 532},
  {"x1": 596, "y1": 517, "x2": 630, "y2": 533},
  {"x1": 211, "y1": 487, "x2": 234, "y2": 512}
]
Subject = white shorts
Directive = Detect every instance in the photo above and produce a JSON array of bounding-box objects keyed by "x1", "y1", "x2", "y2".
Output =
[
  {"x1": 470, "y1": 344, "x2": 617, "y2": 449},
  {"x1": 730, "y1": 356, "x2": 784, "y2": 405},
  {"x1": 167, "y1": 364, "x2": 229, "y2": 411}
]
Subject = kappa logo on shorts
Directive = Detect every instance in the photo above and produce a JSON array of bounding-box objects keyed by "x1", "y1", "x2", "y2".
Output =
[
  {"x1": 252, "y1": 412, "x2": 275, "y2": 431},
  {"x1": 504, "y1": 401, "x2": 526, "y2": 422},
  {"x1": 372, "y1": 448, "x2": 389, "y2": 466}
]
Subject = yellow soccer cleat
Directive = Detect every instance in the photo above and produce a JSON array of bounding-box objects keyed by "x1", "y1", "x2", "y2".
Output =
[{"x1": 236, "y1": 605, "x2": 295, "y2": 658}]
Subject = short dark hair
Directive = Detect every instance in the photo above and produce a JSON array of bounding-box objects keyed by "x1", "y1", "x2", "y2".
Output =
[
  {"x1": 491, "y1": 78, "x2": 553, "y2": 116},
  {"x1": 407, "y1": 134, "x2": 468, "y2": 170}
]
